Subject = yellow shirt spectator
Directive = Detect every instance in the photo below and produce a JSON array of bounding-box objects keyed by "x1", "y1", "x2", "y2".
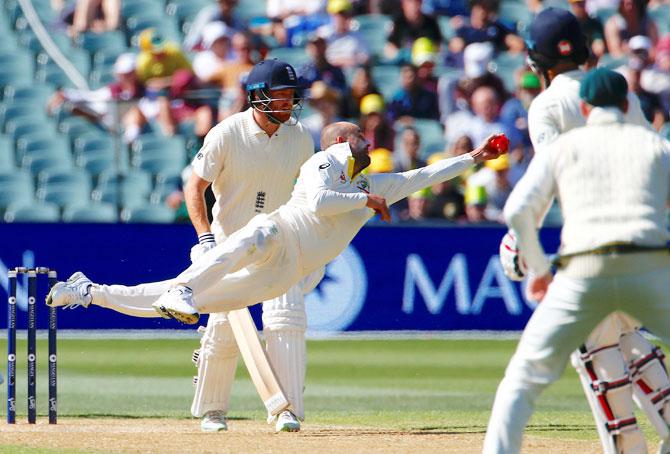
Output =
[{"x1": 136, "y1": 29, "x2": 192, "y2": 83}]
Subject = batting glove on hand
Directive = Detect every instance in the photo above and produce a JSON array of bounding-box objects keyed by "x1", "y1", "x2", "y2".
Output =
[
  {"x1": 190, "y1": 232, "x2": 216, "y2": 264},
  {"x1": 499, "y1": 231, "x2": 527, "y2": 281}
]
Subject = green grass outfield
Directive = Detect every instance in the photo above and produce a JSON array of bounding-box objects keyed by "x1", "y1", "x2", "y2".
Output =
[{"x1": 1, "y1": 336, "x2": 665, "y2": 443}]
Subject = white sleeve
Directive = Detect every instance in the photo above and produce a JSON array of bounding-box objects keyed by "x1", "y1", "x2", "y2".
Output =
[
  {"x1": 62, "y1": 87, "x2": 112, "y2": 103},
  {"x1": 191, "y1": 126, "x2": 228, "y2": 182},
  {"x1": 302, "y1": 159, "x2": 368, "y2": 216},
  {"x1": 503, "y1": 149, "x2": 556, "y2": 276},
  {"x1": 527, "y1": 98, "x2": 560, "y2": 152},
  {"x1": 371, "y1": 154, "x2": 475, "y2": 206}
]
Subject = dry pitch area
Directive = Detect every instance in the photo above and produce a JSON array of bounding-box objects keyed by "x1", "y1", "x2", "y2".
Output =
[{"x1": 0, "y1": 418, "x2": 599, "y2": 453}]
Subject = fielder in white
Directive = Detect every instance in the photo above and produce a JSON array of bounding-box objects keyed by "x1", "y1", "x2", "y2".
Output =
[
  {"x1": 52, "y1": 59, "x2": 318, "y2": 433},
  {"x1": 484, "y1": 68, "x2": 670, "y2": 454},
  {"x1": 497, "y1": 9, "x2": 670, "y2": 453},
  {"x1": 46, "y1": 121, "x2": 506, "y2": 344}
]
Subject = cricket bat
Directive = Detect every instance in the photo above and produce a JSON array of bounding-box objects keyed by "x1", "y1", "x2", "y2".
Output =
[{"x1": 227, "y1": 308, "x2": 292, "y2": 417}]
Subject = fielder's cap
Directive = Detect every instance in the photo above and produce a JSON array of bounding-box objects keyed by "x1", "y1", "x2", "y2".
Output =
[
  {"x1": 368, "y1": 148, "x2": 394, "y2": 173},
  {"x1": 412, "y1": 37, "x2": 437, "y2": 67},
  {"x1": 360, "y1": 93, "x2": 385, "y2": 115},
  {"x1": 113, "y1": 52, "x2": 136, "y2": 74},
  {"x1": 629, "y1": 35, "x2": 652, "y2": 52},
  {"x1": 579, "y1": 68, "x2": 628, "y2": 107},
  {"x1": 520, "y1": 71, "x2": 541, "y2": 89},
  {"x1": 202, "y1": 21, "x2": 232, "y2": 49},
  {"x1": 528, "y1": 8, "x2": 583, "y2": 61},
  {"x1": 245, "y1": 59, "x2": 301, "y2": 92},
  {"x1": 464, "y1": 42, "x2": 494, "y2": 78},
  {"x1": 327, "y1": 0, "x2": 352, "y2": 14}
]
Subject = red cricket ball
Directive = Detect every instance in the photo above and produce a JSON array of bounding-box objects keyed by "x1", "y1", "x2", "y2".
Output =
[{"x1": 490, "y1": 134, "x2": 509, "y2": 153}]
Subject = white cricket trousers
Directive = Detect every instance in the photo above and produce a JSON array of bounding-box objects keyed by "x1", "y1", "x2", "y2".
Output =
[
  {"x1": 483, "y1": 252, "x2": 670, "y2": 454},
  {"x1": 91, "y1": 213, "x2": 303, "y2": 316}
]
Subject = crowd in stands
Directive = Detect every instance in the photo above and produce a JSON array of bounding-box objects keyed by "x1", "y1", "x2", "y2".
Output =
[{"x1": 0, "y1": 0, "x2": 669, "y2": 224}]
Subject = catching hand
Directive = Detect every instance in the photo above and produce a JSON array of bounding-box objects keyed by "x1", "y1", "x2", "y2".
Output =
[
  {"x1": 499, "y1": 231, "x2": 527, "y2": 281},
  {"x1": 470, "y1": 133, "x2": 508, "y2": 163},
  {"x1": 190, "y1": 232, "x2": 216, "y2": 264},
  {"x1": 366, "y1": 194, "x2": 391, "y2": 223}
]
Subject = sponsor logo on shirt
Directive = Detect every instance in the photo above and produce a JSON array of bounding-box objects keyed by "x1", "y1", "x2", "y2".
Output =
[
  {"x1": 318, "y1": 163, "x2": 331, "y2": 170},
  {"x1": 196, "y1": 153, "x2": 204, "y2": 159},
  {"x1": 339, "y1": 171, "x2": 346, "y2": 183}
]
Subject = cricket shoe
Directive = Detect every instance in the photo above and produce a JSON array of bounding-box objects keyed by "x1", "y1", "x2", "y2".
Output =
[
  {"x1": 275, "y1": 410, "x2": 300, "y2": 433},
  {"x1": 201, "y1": 410, "x2": 228, "y2": 432},
  {"x1": 152, "y1": 285, "x2": 199, "y2": 325},
  {"x1": 46, "y1": 272, "x2": 93, "y2": 309}
]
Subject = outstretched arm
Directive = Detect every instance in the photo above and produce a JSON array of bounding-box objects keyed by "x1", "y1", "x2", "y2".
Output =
[{"x1": 372, "y1": 135, "x2": 504, "y2": 206}]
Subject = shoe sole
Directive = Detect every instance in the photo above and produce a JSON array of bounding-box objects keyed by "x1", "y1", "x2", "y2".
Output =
[
  {"x1": 153, "y1": 303, "x2": 199, "y2": 325},
  {"x1": 201, "y1": 425, "x2": 227, "y2": 432},
  {"x1": 276, "y1": 424, "x2": 300, "y2": 433}
]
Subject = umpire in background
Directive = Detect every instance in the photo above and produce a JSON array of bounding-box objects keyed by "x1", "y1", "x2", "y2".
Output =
[{"x1": 483, "y1": 68, "x2": 670, "y2": 454}]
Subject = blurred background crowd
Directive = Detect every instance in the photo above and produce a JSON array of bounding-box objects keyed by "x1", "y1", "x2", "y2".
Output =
[{"x1": 0, "y1": 0, "x2": 668, "y2": 224}]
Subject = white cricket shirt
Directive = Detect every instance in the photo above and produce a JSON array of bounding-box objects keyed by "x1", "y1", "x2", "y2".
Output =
[{"x1": 191, "y1": 108, "x2": 314, "y2": 238}]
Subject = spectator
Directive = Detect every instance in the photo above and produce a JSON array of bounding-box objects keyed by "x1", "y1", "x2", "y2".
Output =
[
  {"x1": 387, "y1": 64, "x2": 440, "y2": 122},
  {"x1": 463, "y1": 184, "x2": 489, "y2": 222},
  {"x1": 46, "y1": 53, "x2": 145, "y2": 143},
  {"x1": 136, "y1": 29, "x2": 193, "y2": 86},
  {"x1": 404, "y1": 188, "x2": 432, "y2": 221},
  {"x1": 385, "y1": 0, "x2": 443, "y2": 61},
  {"x1": 412, "y1": 38, "x2": 439, "y2": 94},
  {"x1": 135, "y1": 29, "x2": 213, "y2": 140},
  {"x1": 621, "y1": 38, "x2": 668, "y2": 129},
  {"x1": 298, "y1": 34, "x2": 348, "y2": 92},
  {"x1": 192, "y1": 22, "x2": 234, "y2": 84},
  {"x1": 445, "y1": 85, "x2": 520, "y2": 149},
  {"x1": 267, "y1": 0, "x2": 329, "y2": 47},
  {"x1": 69, "y1": 0, "x2": 119, "y2": 38},
  {"x1": 438, "y1": 42, "x2": 507, "y2": 121},
  {"x1": 359, "y1": 94, "x2": 395, "y2": 150},
  {"x1": 302, "y1": 81, "x2": 342, "y2": 146},
  {"x1": 183, "y1": 0, "x2": 245, "y2": 51},
  {"x1": 423, "y1": 152, "x2": 466, "y2": 220},
  {"x1": 604, "y1": 0, "x2": 659, "y2": 57},
  {"x1": 500, "y1": 70, "x2": 541, "y2": 146},
  {"x1": 645, "y1": 35, "x2": 670, "y2": 114},
  {"x1": 466, "y1": 153, "x2": 511, "y2": 222},
  {"x1": 319, "y1": 0, "x2": 371, "y2": 68},
  {"x1": 340, "y1": 66, "x2": 381, "y2": 118},
  {"x1": 569, "y1": 0, "x2": 607, "y2": 59},
  {"x1": 217, "y1": 33, "x2": 256, "y2": 91},
  {"x1": 451, "y1": 0, "x2": 525, "y2": 53},
  {"x1": 394, "y1": 126, "x2": 426, "y2": 171}
]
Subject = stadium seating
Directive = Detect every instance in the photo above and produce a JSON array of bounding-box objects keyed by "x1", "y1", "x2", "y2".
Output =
[
  {"x1": 63, "y1": 203, "x2": 118, "y2": 223},
  {"x1": 121, "y1": 205, "x2": 175, "y2": 223},
  {"x1": 350, "y1": 15, "x2": 392, "y2": 60},
  {"x1": 4, "y1": 202, "x2": 60, "y2": 223},
  {"x1": 0, "y1": 135, "x2": 14, "y2": 169}
]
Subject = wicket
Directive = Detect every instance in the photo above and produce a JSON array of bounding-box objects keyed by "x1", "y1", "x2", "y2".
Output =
[{"x1": 7, "y1": 267, "x2": 57, "y2": 424}]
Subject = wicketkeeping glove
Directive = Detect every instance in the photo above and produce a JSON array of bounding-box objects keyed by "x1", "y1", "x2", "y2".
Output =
[
  {"x1": 499, "y1": 231, "x2": 527, "y2": 281},
  {"x1": 190, "y1": 232, "x2": 216, "y2": 264}
]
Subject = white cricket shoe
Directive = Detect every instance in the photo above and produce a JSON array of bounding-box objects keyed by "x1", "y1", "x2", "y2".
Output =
[
  {"x1": 275, "y1": 410, "x2": 300, "y2": 433},
  {"x1": 201, "y1": 410, "x2": 227, "y2": 432},
  {"x1": 46, "y1": 272, "x2": 93, "y2": 309},
  {"x1": 152, "y1": 285, "x2": 199, "y2": 325}
]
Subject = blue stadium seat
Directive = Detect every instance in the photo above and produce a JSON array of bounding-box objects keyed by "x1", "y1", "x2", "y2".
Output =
[
  {"x1": 267, "y1": 48, "x2": 311, "y2": 68},
  {"x1": 235, "y1": 0, "x2": 268, "y2": 20},
  {"x1": 0, "y1": 169, "x2": 34, "y2": 209},
  {"x1": 63, "y1": 203, "x2": 118, "y2": 223},
  {"x1": 437, "y1": 16, "x2": 455, "y2": 42},
  {"x1": 4, "y1": 202, "x2": 60, "y2": 223},
  {"x1": 93, "y1": 169, "x2": 153, "y2": 206},
  {"x1": 121, "y1": 0, "x2": 165, "y2": 19},
  {"x1": 371, "y1": 65, "x2": 401, "y2": 100},
  {"x1": 59, "y1": 116, "x2": 103, "y2": 143},
  {"x1": 38, "y1": 168, "x2": 92, "y2": 192},
  {"x1": 4, "y1": 84, "x2": 56, "y2": 108},
  {"x1": 492, "y1": 52, "x2": 525, "y2": 92},
  {"x1": 0, "y1": 135, "x2": 14, "y2": 170},
  {"x1": 0, "y1": 103, "x2": 47, "y2": 132},
  {"x1": 76, "y1": 151, "x2": 116, "y2": 177},
  {"x1": 131, "y1": 135, "x2": 187, "y2": 172},
  {"x1": 37, "y1": 185, "x2": 91, "y2": 208},
  {"x1": 650, "y1": 6, "x2": 670, "y2": 35},
  {"x1": 121, "y1": 204, "x2": 175, "y2": 223},
  {"x1": 5, "y1": 117, "x2": 57, "y2": 143},
  {"x1": 38, "y1": 49, "x2": 91, "y2": 79},
  {"x1": 350, "y1": 15, "x2": 392, "y2": 59},
  {"x1": 76, "y1": 31, "x2": 128, "y2": 55},
  {"x1": 15, "y1": 135, "x2": 69, "y2": 163},
  {"x1": 0, "y1": 51, "x2": 35, "y2": 79},
  {"x1": 22, "y1": 152, "x2": 73, "y2": 175},
  {"x1": 499, "y1": 2, "x2": 533, "y2": 36},
  {"x1": 542, "y1": 202, "x2": 563, "y2": 227}
]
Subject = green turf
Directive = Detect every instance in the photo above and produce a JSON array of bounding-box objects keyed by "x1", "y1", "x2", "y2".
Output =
[{"x1": 0, "y1": 338, "x2": 665, "y2": 444}]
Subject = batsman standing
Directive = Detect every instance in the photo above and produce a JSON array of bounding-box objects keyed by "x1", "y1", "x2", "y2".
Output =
[{"x1": 496, "y1": 9, "x2": 670, "y2": 453}]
